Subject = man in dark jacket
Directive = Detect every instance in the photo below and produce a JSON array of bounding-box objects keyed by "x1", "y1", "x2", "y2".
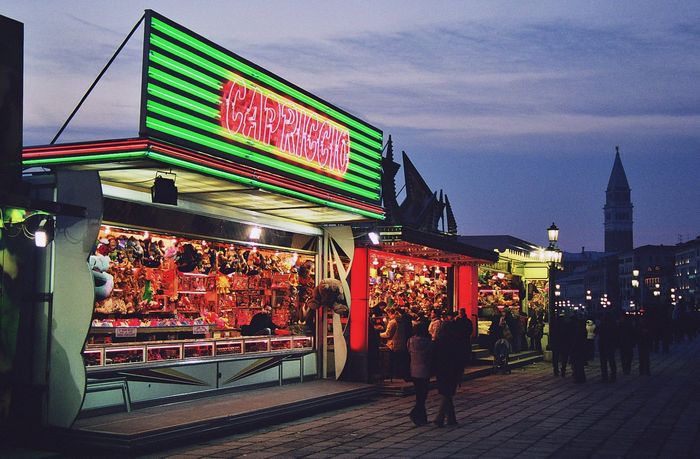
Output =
[
  {"x1": 433, "y1": 315, "x2": 465, "y2": 427},
  {"x1": 598, "y1": 312, "x2": 619, "y2": 382},
  {"x1": 455, "y1": 308, "x2": 473, "y2": 366}
]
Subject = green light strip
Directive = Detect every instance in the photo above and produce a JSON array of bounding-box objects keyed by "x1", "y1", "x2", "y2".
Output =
[
  {"x1": 151, "y1": 16, "x2": 383, "y2": 144},
  {"x1": 147, "y1": 152, "x2": 384, "y2": 220},
  {"x1": 149, "y1": 67, "x2": 220, "y2": 104},
  {"x1": 22, "y1": 150, "x2": 383, "y2": 220},
  {"x1": 150, "y1": 51, "x2": 221, "y2": 90},
  {"x1": 347, "y1": 162, "x2": 380, "y2": 180},
  {"x1": 146, "y1": 89, "x2": 380, "y2": 186},
  {"x1": 150, "y1": 32, "x2": 382, "y2": 163},
  {"x1": 22, "y1": 151, "x2": 148, "y2": 166},
  {"x1": 148, "y1": 84, "x2": 219, "y2": 119},
  {"x1": 145, "y1": 113, "x2": 380, "y2": 200}
]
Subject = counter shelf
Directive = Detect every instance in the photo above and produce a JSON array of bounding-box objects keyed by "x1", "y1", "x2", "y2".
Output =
[{"x1": 83, "y1": 334, "x2": 314, "y2": 370}]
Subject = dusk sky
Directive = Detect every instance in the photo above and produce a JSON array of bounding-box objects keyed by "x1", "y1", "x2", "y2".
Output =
[{"x1": 5, "y1": 1, "x2": 700, "y2": 252}]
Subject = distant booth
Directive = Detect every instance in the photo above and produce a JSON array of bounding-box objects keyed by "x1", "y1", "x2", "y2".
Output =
[
  {"x1": 21, "y1": 10, "x2": 384, "y2": 427},
  {"x1": 458, "y1": 236, "x2": 550, "y2": 346}
]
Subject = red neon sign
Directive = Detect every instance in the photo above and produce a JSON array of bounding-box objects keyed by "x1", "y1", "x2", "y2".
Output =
[{"x1": 220, "y1": 76, "x2": 351, "y2": 176}]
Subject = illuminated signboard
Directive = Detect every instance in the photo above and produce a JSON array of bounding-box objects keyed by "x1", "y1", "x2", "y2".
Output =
[{"x1": 139, "y1": 10, "x2": 382, "y2": 206}]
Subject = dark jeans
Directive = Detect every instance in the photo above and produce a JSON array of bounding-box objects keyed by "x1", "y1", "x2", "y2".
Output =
[
  {"x1": 599, "y1": 345, "x2": 617, "y2": 381},
  {"x1": 638, "y1": 343, "x2": 651, "y2": 375},
  {"x1": 552, "y1": 347, "x2": 570, "y2": 375},
  {"x1": 586, "y1": 339, "x2": 595, "y2": 360},
  {"x1": 620, "y1": 345, "x2": 633, "y2": 375},
  {"x1": 390, "y1": 350, "x2": 410, "y2": 380},
  {"x1": 435, "y1": 394, "x2": 456, "y2": 425},
  {"x1": 410, "y1": 378, "x2": 429, "y2": 424}
]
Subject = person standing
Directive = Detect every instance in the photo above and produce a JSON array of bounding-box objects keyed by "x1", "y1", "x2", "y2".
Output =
[
  {"x1": 407, "y1": 322, "x2": 433, "y2": 426},
  {"x1": 428, "y1": 309, "x2": 443, "y2": 341},
  {"x1": 527, "y1": 313, "x2": 544, "y2": 351},
  {"x1": 433, "y1": 313, "x2": 464, "y2": 427},
  {"x1": 598, "y1": 312, "x2": 619, "y2": 382},
  {"x1": 380, "y1": 308, "x2": 410, "y2": 380},
  {"x1": 455, "y1": 308, "x2": 474, "y2": 366},
  {"x1": 570, "y1": 315, "x2": 588, "y2": 383},
  {"x1": 619, "y1": 313, "x2": 636, "y2": 375},
  {"x1": 637, "y1": 311, "x2": 652, "y2": 376}
]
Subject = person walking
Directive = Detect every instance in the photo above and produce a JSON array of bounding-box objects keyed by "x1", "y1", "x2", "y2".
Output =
[
  {"x1": 570, "y1": 315, "x2": 587, "y2": 383},
  {"x1": 637, "y1": 311, "x2": 652, "y2": 376},
  {"x1": 455, "y1": 308, "x2": 474, "y2": 366},
  {"x1": 598, "y1": 312, "x2": 619, "y2": 382},
  {"x1": 619, "y1": 313, "x2": 636, "y2": 375},
  {"x1": 407, "y1": 322, "x2": 433, "y2": 426},
  {"x1": 433, "y1": 313, "x2": 464, "y2": 427}
]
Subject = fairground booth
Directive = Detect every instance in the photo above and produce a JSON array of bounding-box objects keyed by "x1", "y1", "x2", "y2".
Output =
[
  {"x1": 458, "y1": 236, "x2": 550, "y2": 341},
  {"x1": 346, "y1": 145, "x2": 498, "y2": 381},
  {"x1": 20, "y1": 10, "x2": 384, "y2": 427}
]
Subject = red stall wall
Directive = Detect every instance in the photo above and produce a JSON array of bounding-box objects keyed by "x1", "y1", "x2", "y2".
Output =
[{"x1": 456, "y1": 265, "x2": 479, "y2": 336}]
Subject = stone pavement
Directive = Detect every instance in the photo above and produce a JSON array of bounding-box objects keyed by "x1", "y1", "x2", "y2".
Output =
[{"x1": 141, "y1": 338, "x2": 700, "y2": 459}]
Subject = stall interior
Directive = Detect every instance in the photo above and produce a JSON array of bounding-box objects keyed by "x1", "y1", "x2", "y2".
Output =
[
  {"x1": 476, "y1": 269, "x2": 523, "y2": 336},
  {"x1": 369, "y1": 251, "x2": 449, "y2": 318},
  {"x1": 84, "y1": 225, "x2": 315, "y2": 368}
]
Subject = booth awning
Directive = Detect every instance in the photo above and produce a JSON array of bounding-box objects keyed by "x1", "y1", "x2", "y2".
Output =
[
  {"x1": 374, "y1": 226, "x2": 499, "y2": 265},
  {"x1": 23, "y1": 138, "x2": 385, "y2": 225}
]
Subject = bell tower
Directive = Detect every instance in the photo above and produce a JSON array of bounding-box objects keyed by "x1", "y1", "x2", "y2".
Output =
[{"x1": 604, "y1": 146, "x2": 633, "y2": 252}]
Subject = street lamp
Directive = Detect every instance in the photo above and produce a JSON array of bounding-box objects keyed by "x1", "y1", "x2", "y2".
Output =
[
  {"x1": 544, "y1": 223, "x2": 562, "y2": 349},
  {"x1": 631, "y1": 268, "x2": 640, "y2": 310}
]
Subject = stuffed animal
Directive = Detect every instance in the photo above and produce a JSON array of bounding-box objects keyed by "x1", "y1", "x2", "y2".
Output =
[{"x1": 89, "y1": 253, "x2": 114, "y2": 301}]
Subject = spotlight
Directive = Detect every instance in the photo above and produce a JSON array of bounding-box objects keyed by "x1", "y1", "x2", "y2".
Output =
[
  {"x1": 249, "y1": 226, "x2": 262, "y2": 240},
  {"x1": 35, "y1": 217, "x2": 55, "y2": 248},
  {"x1": 151, "y1": 175, "x2": 178, "y2": 205},
  {"x1": 368, "y1": 232, "x2": 380, "y2": 245}
]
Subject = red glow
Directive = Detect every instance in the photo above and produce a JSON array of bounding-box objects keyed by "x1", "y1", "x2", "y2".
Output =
[
  {"x1": 220, "y1": 77, "x2": 350, "y2": 176},
  {"x1": 350, "y1": 247, "x2": 369, "y2": 353}
]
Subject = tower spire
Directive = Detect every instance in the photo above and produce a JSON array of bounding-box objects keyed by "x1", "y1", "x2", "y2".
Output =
[{"x1": 604, "y1": 146, "x2": 633, "y2": 252}]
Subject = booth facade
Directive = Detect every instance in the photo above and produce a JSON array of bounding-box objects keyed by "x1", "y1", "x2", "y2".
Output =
[
  {"x1": 21, "y1": 10, "x2": 384, "y2": 428},
  {"x1": 458, "y1": 236, "x2": 550, "y2": 338},
  {"x1": 348, "y1": 226, "x2": 498, "y2": 382}
]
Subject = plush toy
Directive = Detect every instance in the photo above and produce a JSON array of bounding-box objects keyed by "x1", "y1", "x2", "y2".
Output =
[{"x1": 89, "y1": 253, "x2": 114, "y2": 301}]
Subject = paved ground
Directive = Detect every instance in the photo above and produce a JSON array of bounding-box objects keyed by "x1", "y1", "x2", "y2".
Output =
[{"x1": 137, "y1": 338, "x2": 700, "y2": 459}]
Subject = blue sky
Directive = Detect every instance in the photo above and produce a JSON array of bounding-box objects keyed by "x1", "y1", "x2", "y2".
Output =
[{"x1": 5, "y1": 1, "x2": 700, "y2": 251}]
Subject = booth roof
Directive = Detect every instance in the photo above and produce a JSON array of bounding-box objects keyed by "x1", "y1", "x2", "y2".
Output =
[{"x1": 373, "y1": 226, "x2": 499, "y2": 265}]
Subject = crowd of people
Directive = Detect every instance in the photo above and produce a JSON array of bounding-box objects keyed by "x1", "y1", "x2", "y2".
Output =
[
  {"x1": 370, "y1": 305, "x2": 473, "y2": 427},
  {"x1": 549, "y1": 302, "x2": 700, "y2": 383}
]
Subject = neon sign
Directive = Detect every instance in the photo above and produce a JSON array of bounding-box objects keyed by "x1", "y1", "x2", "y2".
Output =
[{"x1": 220, "y1": 77, "x2": 350, "y2": 176}]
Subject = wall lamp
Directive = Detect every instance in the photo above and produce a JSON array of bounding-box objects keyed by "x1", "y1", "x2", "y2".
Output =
[{"x1": 35, "y1": 217, "x2": 55, "y2": 248}]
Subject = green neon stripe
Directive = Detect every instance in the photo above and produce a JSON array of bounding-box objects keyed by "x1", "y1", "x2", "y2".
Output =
[
  {"x1": 350, "y1": 142, "x2": 382, "y2": 161},
  {"x1": 348, "y1": 131, "x2": 383, "y2": 154},
  {"x1": 151, "y1": 51, "x2": 221, "y2": 89},
  {"x1": 150, "y1": 33, "x2": 379, "y2": 152},
  {"x1": 147, "y1": 101, "x2": 378, "y2": 193},
  {"x1": 146, "y1": 96, "x2": 380, "y2": 189},
  {"x1": 148, "y1": 83, "x2": 219, "y2": 119},
  {"x1": 145, "y1": 113, "x2": 380, "y2": 200},
  {"x1": 149, "y1": 67, "x2": 220, "y2": 104},
  {"x1": 347, "y1": 162, "x2": 380, "y2": 180},
  {"x1": 150, "y1": 17, "x2": 383, "y2": 143},
  {"x1": 22, "y1": 151, "x2": 148, "y2": 166},
  {"x1": 146, "y1": 151, "x2": 384, "y2": 220},
  {"x1": 150, "y1": 33, "x2": 382, "y2": 163}
]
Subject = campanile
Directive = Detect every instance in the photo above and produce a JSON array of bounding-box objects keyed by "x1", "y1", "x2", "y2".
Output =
[{"x1": 604, "y1": 146, "x2": 633, "y2": 253}]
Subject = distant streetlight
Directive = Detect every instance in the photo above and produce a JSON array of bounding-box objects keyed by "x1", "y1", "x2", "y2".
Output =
[{"x1": 544, "y1": 222, "x2": 562, "y2": 350}]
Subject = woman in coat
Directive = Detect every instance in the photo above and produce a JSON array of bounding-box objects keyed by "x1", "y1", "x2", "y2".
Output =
[
  {"x1": 407, "y1": 322, "x2": 433, "y2": 426},
  {"x1": 433, "y1": 312, "x2": 465, "y2": 426}
]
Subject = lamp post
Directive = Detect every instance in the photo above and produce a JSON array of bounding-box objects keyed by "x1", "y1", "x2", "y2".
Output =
[
  {"x1": 631, "y1": 269, "x2": 640, "y2": 311},
  {"x1": 544, "y1": 223, "x2": 562, "y2": 347}
]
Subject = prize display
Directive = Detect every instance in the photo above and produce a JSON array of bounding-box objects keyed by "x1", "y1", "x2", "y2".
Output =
[
  {"x1": 84, "y1": 225, "x2": 315, "y2": 367},
  {"x1": 368, "y1": 253, "x2": 448, "y2": 314}
]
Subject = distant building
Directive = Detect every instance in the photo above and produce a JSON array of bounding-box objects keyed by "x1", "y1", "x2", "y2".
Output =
[
  {"x1": 618, "y1": 245, "x2": 675, "y2": 310},
  {"x1": 604, "y1": 146, "x2": 633, "y2": 253},
  {"x1": 675, "y1": 236, "x2": 700, "y2": 310}
]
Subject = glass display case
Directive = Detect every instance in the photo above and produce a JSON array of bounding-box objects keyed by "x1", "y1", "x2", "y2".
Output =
[{"x1": 83, "y1": 335, "x2": 313, "y2": 369}]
